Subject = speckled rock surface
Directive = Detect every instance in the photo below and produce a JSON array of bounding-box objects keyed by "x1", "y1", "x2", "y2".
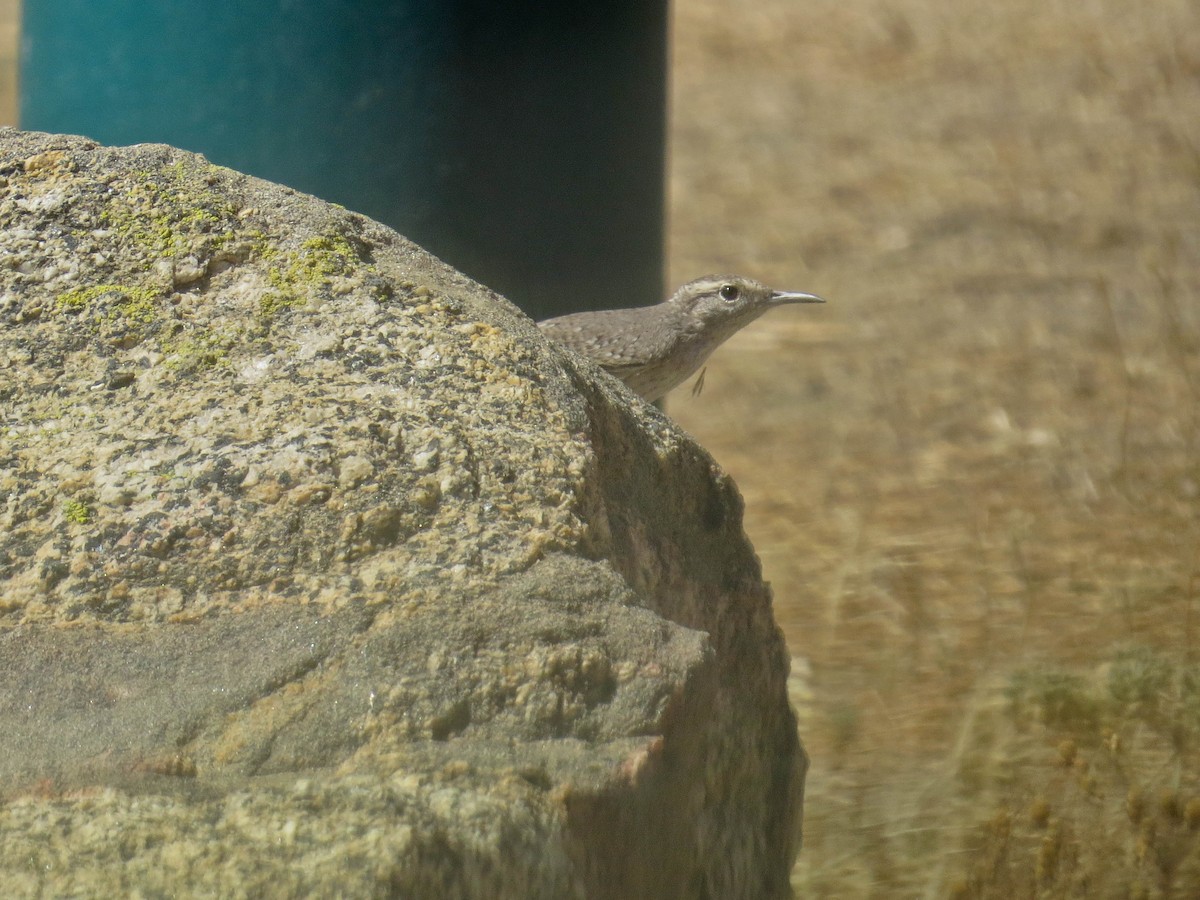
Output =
[{"x1": 0, "y1": 129, "x2": 806, "y2": 899}]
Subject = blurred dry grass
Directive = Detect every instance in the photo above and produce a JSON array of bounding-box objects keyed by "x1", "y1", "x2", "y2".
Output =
[
  {"x1": 668, "y1": 0, "x2": 1200, "y2": 895},
  {"x1": 0, "y1": 0, "x2": 16, "y2": 126}
]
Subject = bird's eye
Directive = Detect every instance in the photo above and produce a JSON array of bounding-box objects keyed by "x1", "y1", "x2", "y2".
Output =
[{"x1": 719, "y1": 284, "x2": 740, "y2": 302}]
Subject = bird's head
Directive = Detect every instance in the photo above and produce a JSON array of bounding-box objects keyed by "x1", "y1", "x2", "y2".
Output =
[{"x1": 670, "y1": 274, "x2": 824, "y2": 344}]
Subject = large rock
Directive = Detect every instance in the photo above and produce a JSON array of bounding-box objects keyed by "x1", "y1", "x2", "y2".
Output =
[{"x1": 0, "y1": 129, "x2": 806, "y2": 898}]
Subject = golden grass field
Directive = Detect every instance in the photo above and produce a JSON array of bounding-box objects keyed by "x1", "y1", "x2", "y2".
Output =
[
  {"x1": 4, "y1": 0, "x2": 1199, "y2": 895},
  {"x1": 0, "y1": 0, "x2": 15, "y2": 126},
  {"x1": 668, "y1": 0, "x2": 1200, "y2": 895}
]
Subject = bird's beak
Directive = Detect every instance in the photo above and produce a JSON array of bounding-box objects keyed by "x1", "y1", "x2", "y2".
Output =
[{"x1": 770, "y1": 290, "x2": 826, "y2": 305}]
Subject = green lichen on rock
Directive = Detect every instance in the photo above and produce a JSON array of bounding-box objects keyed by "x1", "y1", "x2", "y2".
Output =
[
  {"x1": 62, "y1": 498, "x2": 93, "y2": 525},
  {"x1": 161, "y1": 328, "x2": 235, "y2": 373},
  {"x1": 104, "y1": 161, "x2": 240, "y2": 254},
  {"x1": 56, "y1": 283, "x2": 160, "y2": 325},
  {"x1": 54, "y1": 284, "x2": 165, "y2": 353},
  {"x1": 260, "y1": 234, "x2": 366, "y2": 318}
]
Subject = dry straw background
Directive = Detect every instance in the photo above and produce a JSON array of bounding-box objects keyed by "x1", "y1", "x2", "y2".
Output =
[
  {"x1": 669, "y1": 1, "x2": 1200, "y2": 896},
  {"x1": 4, "y1": 0, "x2": 1200, "y2": 896}
]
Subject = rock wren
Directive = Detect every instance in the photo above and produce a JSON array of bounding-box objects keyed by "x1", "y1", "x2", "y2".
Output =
[{"x1": 538, "y1": 274, "x2": 825, "y2": 402}]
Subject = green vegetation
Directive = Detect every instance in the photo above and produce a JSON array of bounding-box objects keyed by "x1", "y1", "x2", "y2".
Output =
[{"x1": 958, "y1": 649, "x2": 1200, "y2": 896}]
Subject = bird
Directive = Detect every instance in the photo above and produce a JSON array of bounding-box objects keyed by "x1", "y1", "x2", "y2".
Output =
[{"x1": 537, "y1": 274, "x2": 825, "y2": 403}]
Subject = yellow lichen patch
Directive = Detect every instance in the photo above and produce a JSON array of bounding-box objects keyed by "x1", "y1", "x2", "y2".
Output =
[
  {"x1": 55, "y1": 283, "x2": 162, "y2": 332},
  {"x1": 98, "y1": 161, "x2": 243, "y2": 264},
  {"x1": 160, "y1": 329, "x2": 235, "y2": 373},
  {"x1": 52, "y1": 284, "x2": 162, "y2": 351},
  {"x1": 259, "y1": 233, "x2": 368, "y2": 317},
  {"x1": 62, "y1": 498, "x2": 93, "y2": 525}
]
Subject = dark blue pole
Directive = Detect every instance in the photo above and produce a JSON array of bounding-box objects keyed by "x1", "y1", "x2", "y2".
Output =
[{"x1": 20, "y1": 2, "x2": 667, "y2": 319}]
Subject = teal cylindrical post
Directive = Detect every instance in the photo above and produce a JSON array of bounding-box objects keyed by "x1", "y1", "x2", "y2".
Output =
[{"x1": 20, "y1": 2, "x2": 667, "y2": 319}]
